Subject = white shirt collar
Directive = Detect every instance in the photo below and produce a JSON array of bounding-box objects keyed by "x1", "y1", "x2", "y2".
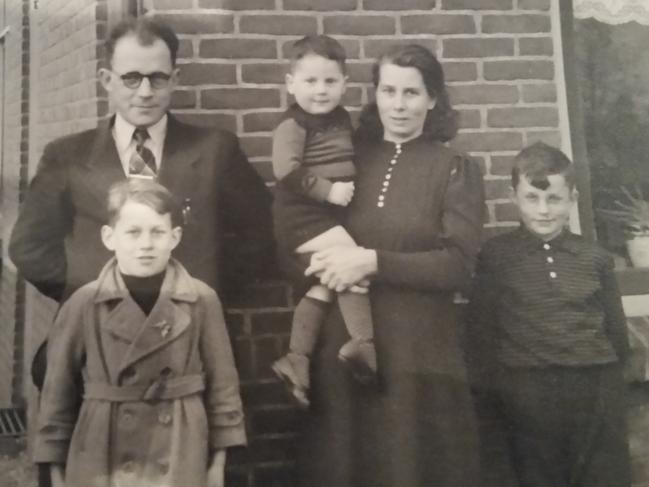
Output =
[{"x1": 113, "y1": 113, "x2": 168, "y2": 154}]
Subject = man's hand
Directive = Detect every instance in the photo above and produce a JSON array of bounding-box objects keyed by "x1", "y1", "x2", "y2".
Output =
[{"x1": 327, "y1": 182, "x2": 355, "y2": 206}]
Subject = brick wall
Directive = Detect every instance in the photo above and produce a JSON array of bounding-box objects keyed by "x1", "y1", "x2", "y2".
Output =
[
  {"x1": 0, "y1": 0, "x2": 29, "y2": 409},
  {"x1": 143, "y1": 1, "x2": 562, "y2": 485}
]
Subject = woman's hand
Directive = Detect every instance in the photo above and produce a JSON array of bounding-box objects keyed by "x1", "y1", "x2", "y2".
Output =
[
  {"x1": 50, "y1": 464, "x2": 65, "y2": 487},
  {"x1": 305, "y1": 246, "x2": 377, "y2": 292},
  {"x1": 207, "y1": 449, "x2": 226, "y2": 487}
]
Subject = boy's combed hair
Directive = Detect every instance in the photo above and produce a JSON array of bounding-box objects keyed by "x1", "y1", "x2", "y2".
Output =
[
  {"x1": 512, "y1": 141, "x2": 576, "y2": 190},
  {"x1": 104, "y1": 16, "x2": 179, "y2": 67},
  {"x1": 107, "y1": 179, "x2": 183, "y2": 227},
  {"x1": 288, "y1": 35, "x2": 346, "y2": 72}
]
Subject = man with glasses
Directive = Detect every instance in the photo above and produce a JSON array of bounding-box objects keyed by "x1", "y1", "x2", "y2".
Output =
[
  {"x1": 11, "y1": 16, "x2": 274, "y2": 303},
  {"x1": 9, "y1": 18, "x2": 274, "y2": 485}
]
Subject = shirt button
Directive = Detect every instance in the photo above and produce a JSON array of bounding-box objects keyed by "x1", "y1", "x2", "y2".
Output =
[
  {"x1": 543, "y1": 243, "x2": 551, "y2": 250},
  {"x1": 549, "y1": 271, "x2": 557, "y2": 279},
  {"x1": 377, "y1": 202, "x2": 384, "y2": 208},
  {"x1": 546, "y1": 257, "x2": 554, "y2": 264},
  {"x1": 378, "y1": 195, "x2": 385, "y2": 201}
]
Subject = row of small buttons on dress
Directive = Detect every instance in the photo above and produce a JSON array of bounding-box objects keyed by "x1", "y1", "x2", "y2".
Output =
[{"x1": 377, "y1": 143, "x2": 402, "y2": 208}]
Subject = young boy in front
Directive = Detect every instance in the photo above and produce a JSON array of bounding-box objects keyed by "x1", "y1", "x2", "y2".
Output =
[
  {"x1": 34, "y1": 179, "x2": 246, "y2": 487},
  {"x1": 466, "y1": 142, "x2": 631, "y2": 487},
  {"x1": 271, "y1": 35, "x2": 376, "y2": 407}
]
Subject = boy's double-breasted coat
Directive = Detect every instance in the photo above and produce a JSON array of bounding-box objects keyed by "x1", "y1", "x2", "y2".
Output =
[{"x1": 34, "y1": 258, "x2": 246, "y2": 487}]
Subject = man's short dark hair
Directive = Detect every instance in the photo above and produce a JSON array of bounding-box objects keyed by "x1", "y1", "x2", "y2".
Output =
[
  {"x1": 107, "y1": 179, "x2": 183, "y2": 228},
  {"x1": 105, "y1": 17, "x2": 179, "y2": 67},
  {"x1": 512, "y1": 142, "x2": 576, "y2": 191},
  {"x1": 288, "y1": 35, "x2": 346, "y2": 73}
]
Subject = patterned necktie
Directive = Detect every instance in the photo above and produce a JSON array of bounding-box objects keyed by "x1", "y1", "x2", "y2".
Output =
[{"x1": 129, "y1": 128, "x2": 157, "y2": 178}]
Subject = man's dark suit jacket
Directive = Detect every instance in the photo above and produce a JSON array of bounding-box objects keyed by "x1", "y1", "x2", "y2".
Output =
[{"x1": 9, "y1": 114, "x2": 274, "y2": 304}]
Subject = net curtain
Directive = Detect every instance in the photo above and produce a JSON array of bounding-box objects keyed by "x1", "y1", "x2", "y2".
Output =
[{"x1": 574, "y1": 0, "x2": 649, "y2": 25}]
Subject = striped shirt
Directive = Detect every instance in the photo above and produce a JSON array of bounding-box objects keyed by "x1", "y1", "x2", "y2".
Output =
[{"x1": 467, "y1": 227, "x2": 628, "y2": 367}]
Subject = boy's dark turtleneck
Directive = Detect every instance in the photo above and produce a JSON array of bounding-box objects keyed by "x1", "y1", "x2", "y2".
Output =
[{"x1": 121, "y1": 270, "x2": 166, "y2": 315}]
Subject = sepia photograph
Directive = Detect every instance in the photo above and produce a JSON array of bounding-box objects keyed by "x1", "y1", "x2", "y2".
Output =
[{"x1": 0, "y1": 0, "x2": 648, "y2": 486}]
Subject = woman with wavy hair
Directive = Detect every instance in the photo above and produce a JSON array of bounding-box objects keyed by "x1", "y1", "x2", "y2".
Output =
[{"x1": 295, "y1": 44, "x2": 486, "y2": 487}]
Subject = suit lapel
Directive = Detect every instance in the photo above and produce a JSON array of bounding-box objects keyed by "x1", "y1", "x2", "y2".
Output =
[
  {"x1": 157, "y1": 115, "x2": 202, "y2": 195},
  {"x1": 84, "y1": 117, "x2": 127, "y2": 208}
]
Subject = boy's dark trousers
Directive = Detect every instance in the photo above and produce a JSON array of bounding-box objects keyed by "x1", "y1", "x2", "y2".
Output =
[{"x1": 497, "y1": 363, "x2": 630, "y2": 487}]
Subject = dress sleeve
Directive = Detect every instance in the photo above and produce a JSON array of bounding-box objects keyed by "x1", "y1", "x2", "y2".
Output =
[
  {"x1": 464, "y1": 243, "x2": 502, "y2": 391},
  {"x1": 272, "y1": 118, "x2": 333, "y2": 202},
  {"x1": 199, "y1": 286, "x2": 247, "y2": 450},
  {"x1": 33, "y1": 291, "x2": 87, "y2": 463},
  {"x1": 374, "y1": 156, "x2": 486, "y2": 292},
  {"x1": 599, "y1": 253, "x2": 630, "y2": 364},
  {"x1": 9, "y1": 141, "x2": 71, "y2": 302}
]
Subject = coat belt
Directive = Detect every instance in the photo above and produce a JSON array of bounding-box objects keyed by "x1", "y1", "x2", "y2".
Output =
[{"x1": 83, "y1": 374, "x2": 205, "y2": 402}]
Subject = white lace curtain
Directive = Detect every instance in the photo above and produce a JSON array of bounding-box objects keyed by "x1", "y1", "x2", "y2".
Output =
[{"x1": 574, "y1": 0, "x2": 649, "y2": 25}]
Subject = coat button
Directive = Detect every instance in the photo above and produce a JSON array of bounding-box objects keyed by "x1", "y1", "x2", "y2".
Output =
[
  {"x1": 157, "y1": 460, "x2": 170, "y2": 475},
  {"x1": 122, "y1": 460, "x2": 136, "y2": 473},
  {"x1": 120, "y1": 410, "x2": 136, "y2": 430},
  {"x1": 158, "y1": 411, "x2": 173, "y2": 425}
]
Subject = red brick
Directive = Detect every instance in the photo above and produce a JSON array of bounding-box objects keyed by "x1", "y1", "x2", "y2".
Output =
[
  {"x1": 484, "y1": 60, "x2": 554, "y2": 81},
  {"x1": 226, "y1": 282, "x2": 290, "y2": 309},
  {"x1": 201, "y1": 88, "x2": 281, "y2": 109},
  {"x1": 171, "y1": 89, "x2": 197, "y2": 109},
  {"x1": 243, "y1": 111, "x2": 284, "y2": 133},
  {"x1": 179, "y1": 63, "x2": 236, "y2": 86},
  {"x1": 448, "y1": 84, "x2": 519, "y2": 105},
  {"x1": 458, "y1": 109, "x2": 481, "y2": 129},
  {"x1": 364, "y1": 38, "x2": 437, "y2": 59},
  {"x1": 198, "y1": 0, "x2": 276, "y2": 8},
  {"x1": 484, "y1": 178, "x2": 512, "y2": 200},
  {"x1": 494, "y1": 202, "x2": 519, "y2": 221},
  {"x1": 284, "y1": 0, "x2": 357, "y2": 10},
  {"x1": 488, "y1": 107, "x2": 557, "y2": 128},
  {"x1": 409, "y1": 15, "x2": 477, "y2": 35},
  {"x1": 490, "y1": 155, "x2": 515, "y2": 176},
  {"x1": 347, "y1": 62, "x2": 373, "y2": 83},
  {"x1": 232, "y1": 339, "x2": 253, "y2": 381},
  {"x1": 152, "y1": 0, "x2": 192, "y2": 9},
  {"x1": 199, "y1": 39, "x2": 277, "y2": 59},
  {"x1": 364, "y1": 0, "x2": 437, "y2": 9},
  {"x1": 521, "y1": 83, "x2": 556, "y2": 103},
  {"x1": 441, "y1": 0, "x2": 513, "y2": 9},
  {"x1": 482, "y1": 15, "x2": 551, "y2": 34},
  {"x1": 240, "y1": 15, "x2": 317, "y2": 35},
  {"x1": 443, "y1": 38, "x2": 514, "y2": 58},
  {"x1": 251, "y1": 311, "x2": 293, "y2": 335},
  {"x1": 452, "y1": 131, "x2": 524, "y2": 152},
  {"x1": 173, "y1": 112, "x2": 238, "y2": 132},
  {"x1": 442, "y1": 62, "x2": 478, "y2": 82},
  {"x1": 281, "y1": 38, "x2": 361, "y2": 59},
  {"x1": 519, "y1": 0, "x2": 551, "y2": 9},
  {"x1": 156, "y1": 14, "x2": 234, "y2": 34},
  {"x1": 253, "y1": 337, "x2": 285, "y2": 380},
  {"x1": 242, "y1": 63, "x2": 288, "y2": 84},
  {"x1": 483, "y1": 224, "x2": 518, "y2": 240},
  {"x1": 240, "y1": 135, "x2": 272, "y2": 158},
  {"x1": 520, "y1": 37, "x2": 553, "y2": 56},
  {"x1": 526, "y1": 130, "x2": 561, "y2": 147},
  {"x1": 177, "y1": 39, "x2": 193, "y2": 59},
  {"x1": 324, "y1": 16, "x2": 396, "y2": 35}
]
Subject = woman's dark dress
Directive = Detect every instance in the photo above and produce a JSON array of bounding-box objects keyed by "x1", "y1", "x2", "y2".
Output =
[{"x1": 297, "y1": 136, "x2": 486, "y2": 487}]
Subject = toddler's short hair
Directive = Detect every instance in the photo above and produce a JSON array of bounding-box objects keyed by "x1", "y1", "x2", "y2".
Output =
[
  {"x1": 288, "y1": 35, "x2": 346, "y2": 73},
  {"x1": 107, "y1": 179, "x2": 182, "y2": 227},
  {"x1": 512, "y1": 142, "x2": 576, "y2": 191}
]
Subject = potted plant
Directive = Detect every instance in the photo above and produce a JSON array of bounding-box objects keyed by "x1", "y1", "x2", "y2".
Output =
[{"x1": 599, "y1": 186, "x2": 649, "y2": 268}]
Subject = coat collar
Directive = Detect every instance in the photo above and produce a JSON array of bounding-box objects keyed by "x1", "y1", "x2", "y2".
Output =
[
  {"x1": 93, "y1": 258, "x2": 200, "y2": 373},
  {"x1": 94, "y1": 257, "x2": 199, "y2": 304}
]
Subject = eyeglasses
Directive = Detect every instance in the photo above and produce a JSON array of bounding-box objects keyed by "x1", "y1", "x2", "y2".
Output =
[{"x1": 111, "y1": 70, "x2": 172, "y2": 90}]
